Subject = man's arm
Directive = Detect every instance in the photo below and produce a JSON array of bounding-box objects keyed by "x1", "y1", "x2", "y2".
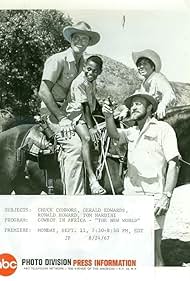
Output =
[
  {"x1": 38, "y1": 80, "x2": 66, "y2": 122},
  {"x1": 102, "y1": 102, "x2": 120, "y2": 140},
  {"x1": 158, "y1": 75, "x2": 176, "y2": 107},
  {"x1": 154, "y1": 157, "x2": 180, "y2": 216},
  {"x1": 164, "y1": 157, "x2": 180, "y2": 195}
]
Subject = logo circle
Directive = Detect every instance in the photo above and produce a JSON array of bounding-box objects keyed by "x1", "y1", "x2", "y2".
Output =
[{"x1": 0, "y1": 253, "x2": 17, "y2": 276}]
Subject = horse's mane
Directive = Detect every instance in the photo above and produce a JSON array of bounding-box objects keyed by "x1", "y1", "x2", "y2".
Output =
[{"x1": 164, "y1": 105, "x2": 190, "y2": 137}]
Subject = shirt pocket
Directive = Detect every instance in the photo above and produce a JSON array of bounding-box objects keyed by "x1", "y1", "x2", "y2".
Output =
[
  {"x1": 143, "y1": 133, "x2": 158, "y2": 153},
  {"x1": 59, "y1": 67, "x2": 77, "y2": 88},
  {"x1": 64, "y1": 71, "x2": 76, "y2": 80}
]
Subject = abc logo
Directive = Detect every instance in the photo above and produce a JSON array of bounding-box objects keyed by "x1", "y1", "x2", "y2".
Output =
[{"x1": 0, "y1": 253, "x2": 17, "y2": 276}]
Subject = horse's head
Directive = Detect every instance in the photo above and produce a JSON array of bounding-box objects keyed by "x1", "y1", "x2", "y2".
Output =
[{"x1": 0, "y1": 109, "x2": 16, "y2": 132}]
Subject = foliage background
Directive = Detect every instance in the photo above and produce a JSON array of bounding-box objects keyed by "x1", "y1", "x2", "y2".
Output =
[
  {"x1": 0, "y1": 10, "x2": 72, "y2": 121},
  {"x1": 0, "y1": 9, "x2": 189, "y2": 123}
]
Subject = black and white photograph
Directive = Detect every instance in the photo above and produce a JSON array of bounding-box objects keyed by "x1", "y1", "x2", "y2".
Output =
[{"x1": 0, "y1": 0, "x2": 190, "y2": 279}]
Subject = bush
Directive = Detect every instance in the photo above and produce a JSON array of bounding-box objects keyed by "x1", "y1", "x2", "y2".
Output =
[{"x1": 0, "y1": 10, "x2": 72, "y2": 118}]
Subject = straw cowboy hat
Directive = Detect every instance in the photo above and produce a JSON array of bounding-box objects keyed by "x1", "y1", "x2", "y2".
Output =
[
  {"x1": 132, "y1": 49, "x2": 162, "y2": 72},
  {"x1": 63, "y1": 21, "x2": 100, "y2": 46},
  {"x1": 125, "y1": 90, "x2": 158, "y2": 113}
]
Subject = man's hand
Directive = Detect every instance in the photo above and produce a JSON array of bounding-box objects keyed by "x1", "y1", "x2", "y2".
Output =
[
  {"x1": 102, "y1": 100, "x2": 114, "y2": 118},
  {"x1": 89, "y1": 127, "x2": 101, "y2": 144},
  {"x1": 156, "y1": 103, "x2": 167, "y2": 119},
  {"x1": 57, "y1": 117, "x2": 75, "y2": 141},
  {"x1": 113, "y1": 105, "x2": 129, "y2": 120},
  {"x1": 154, "y1": 194, "x2": 171, "y2": 216}
]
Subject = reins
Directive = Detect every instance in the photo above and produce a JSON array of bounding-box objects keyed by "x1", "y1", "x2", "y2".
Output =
[
  {"x1": 180, "y1": 158, "x2": 190, "y2": 167},
  {"x1": 93, "y1": 115, "x2": 127, "y2": 195}
]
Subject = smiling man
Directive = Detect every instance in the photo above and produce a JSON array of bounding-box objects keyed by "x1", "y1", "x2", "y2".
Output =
[
  {"x1": 38, "y1": 21, "x2": 100, "y2": 195},
  {"x1": 132, "y1": 49, "x2": 176, "y2": 119},
  {"x1": 102, "y1": 90, "x2": 180, "y2": 266}
]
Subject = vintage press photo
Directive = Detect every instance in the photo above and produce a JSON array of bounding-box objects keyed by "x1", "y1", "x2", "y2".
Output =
[{"x1": 0, "y1": 1, "x2": 190, "y2": 279}]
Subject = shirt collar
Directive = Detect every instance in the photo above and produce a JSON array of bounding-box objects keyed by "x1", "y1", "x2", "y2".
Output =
[
  {"x1": 133, "y1": 116, "x2": 157, "y2": 132},
  {"x1": 64, "y1": 47, "x2": 76, "y2": 62},
  {"x1": 149, "y1": 116, "x2": 158, "y2": 124},
  {"x1": 65, "y1": 47, "x2": 84, "y2": 64},
  {"x1": 143, "y1": 71, "x2": 156, "y2": 83},
  {"x1": 142, "y1": 116, "x2": 158, "y2": 127}
]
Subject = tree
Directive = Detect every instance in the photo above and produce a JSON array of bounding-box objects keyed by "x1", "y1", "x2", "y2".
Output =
[{"x1": 0, "y1": 10, "x2": 72, "y2": 119}]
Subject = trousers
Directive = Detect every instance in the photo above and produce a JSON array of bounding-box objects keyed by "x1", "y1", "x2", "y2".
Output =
[
  {"x1": 123, "y1": 177, "x2": 166, "y2": 230},
  {"x1": 47, "y1": 117, "x2": 85, "y2": 195}
]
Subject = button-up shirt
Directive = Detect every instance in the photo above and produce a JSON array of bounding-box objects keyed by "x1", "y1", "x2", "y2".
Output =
[
  {"x1": 118, "y1": 117, "x2": 180, "y2": 194},
  {"x1": 40, "y1": 47, "x2": 84, "y2": 112},
  {"x1": 66, "y1": 71, "x2": 97, "y2": 123},
  {"x1": 139, "y1": 71, "x2": 176, "y2": 107}
]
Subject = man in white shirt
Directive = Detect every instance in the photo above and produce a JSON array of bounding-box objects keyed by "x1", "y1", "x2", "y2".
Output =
[
  {"x1": 102, "y1": 90, "x2": 180, "y2": 266},
  {"x1": 132, "y1": 49, "x2": 176, "y2": 119}
]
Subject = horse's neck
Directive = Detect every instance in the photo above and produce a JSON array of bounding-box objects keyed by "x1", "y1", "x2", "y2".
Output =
[
  {"x1": 164, "y1": 105, "x2": 190, "y2": 135},
  {"x1": 166, "y1": 105, "x2": 190, "y2": 115}
]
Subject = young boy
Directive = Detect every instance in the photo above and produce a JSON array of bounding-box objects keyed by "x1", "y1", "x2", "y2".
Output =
[
  {"x1": 66, "y1": 55, "x2": 106, "y2": 195},
  {"x1": 132, "y1": 49, "x2": 176, "y2": 119}
]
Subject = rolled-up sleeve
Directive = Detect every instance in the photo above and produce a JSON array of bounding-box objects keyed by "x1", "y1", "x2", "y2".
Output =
[
  {"x1": 42, "y1": 55, "x2": 63, "y2": 83},
  {"x1": 71, "y1": 83, "x2": 88, "y2": 104},
  {"x1": 161, "y1": 123, "x2": 180, "y2": 162}
]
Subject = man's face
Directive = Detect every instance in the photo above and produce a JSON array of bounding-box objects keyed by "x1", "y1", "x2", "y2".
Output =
[
  {"x1": 83, "y1": 61, "x2": 102, "y2": 82},
  {"x1": 130, "y1": 96, "x2": 151, "y2": 121},
  {"x1": 70, "y1": 33, "x2": 90, "y2": 54},
  {"x1": 136, "y1": 58, "x2": 154, "y2": 78}
]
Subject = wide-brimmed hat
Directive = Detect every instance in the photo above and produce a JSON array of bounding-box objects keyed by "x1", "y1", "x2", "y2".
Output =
[
  {"x1": 132, "y1": 49, "x2": 162, "y2": 72},
  {"x1": 63, "y1": 21, "x2": 100, "y2": 46},
  {"x1": 125, "y1": 90, "x2": 158, "y2": 113}
]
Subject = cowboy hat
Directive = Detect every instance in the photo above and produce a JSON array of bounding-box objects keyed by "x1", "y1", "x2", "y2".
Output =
[
  {"x1": 132, "y1": 49, "x2": 162, "y2": 72},
  {"x1": 125, "y1": 90, "x2": 158, "y2": 113},
  {"x1": 63, "y1": 21, "x2": 100, "y2": 46}
]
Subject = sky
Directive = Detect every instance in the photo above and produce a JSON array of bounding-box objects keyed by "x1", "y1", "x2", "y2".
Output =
[{"x1": 65, "y1": 9, "x2": 190, "y2": 83}]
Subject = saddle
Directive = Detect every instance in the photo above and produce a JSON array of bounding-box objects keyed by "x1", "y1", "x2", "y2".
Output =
[{"x1": 17, "y1": 123, "x2": 60, "y2": 194}]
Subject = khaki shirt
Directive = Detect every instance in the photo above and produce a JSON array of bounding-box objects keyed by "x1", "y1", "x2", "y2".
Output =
[
  {"x1": 66, "y1": 71, "x2": 97, "y2": 123},
  {"x1": 40, "y1": 47, "x2": 84, "y2": 112},
  {"x1": 119, "y1": 117, "x2": 180, "y2": 194}
]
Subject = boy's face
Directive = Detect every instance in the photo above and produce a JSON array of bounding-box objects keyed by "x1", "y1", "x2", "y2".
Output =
[{"x1": 83, "y1": 61, "x2": 102, "y2": 82}]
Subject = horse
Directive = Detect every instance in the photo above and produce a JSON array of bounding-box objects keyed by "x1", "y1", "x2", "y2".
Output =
[
  {"x1": 0, "y1": 120, "x2": 124, "y2": 195},
  {"x1": 164, "y1": 105, "x2": 190, "y2": 186},
  {"x1": 0, "y1": 105, "x2": 190, "y2": 195},
  {"x1": 0, "y1": 124, "x2": 46, "y2": 195}
]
